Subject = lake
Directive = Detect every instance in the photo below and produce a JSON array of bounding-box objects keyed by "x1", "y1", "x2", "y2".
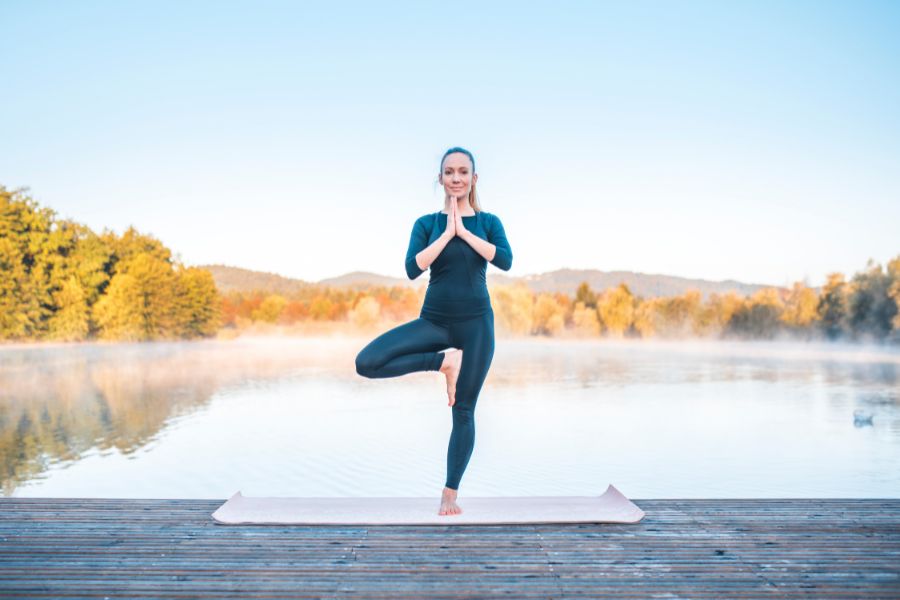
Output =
[{"x1": 2, "y1": 336, "x2": 898, "y2": 499}]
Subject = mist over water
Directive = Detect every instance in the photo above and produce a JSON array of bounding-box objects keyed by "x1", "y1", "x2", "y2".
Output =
[{"x1": 2, "y1": 336, "x2": 898, "y2": 499}]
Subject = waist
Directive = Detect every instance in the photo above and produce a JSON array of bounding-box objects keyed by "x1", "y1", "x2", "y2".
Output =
[{"x1": 420, "y1": 294, "x2": 492, "y2": 322}]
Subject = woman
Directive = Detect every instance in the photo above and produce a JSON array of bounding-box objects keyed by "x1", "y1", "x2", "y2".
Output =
[{"x1": 355, "y1": 146, "x2": 513, "y2": 516}]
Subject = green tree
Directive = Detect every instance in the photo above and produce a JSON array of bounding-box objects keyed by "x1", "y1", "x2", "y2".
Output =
[
  {"x1": 727, "y1": 288, "x2": 784, "y2": 339},
  {"x1": 174, "y1": 266, "x2": 222, "y2": 337},
  {"x1": 817, "y1": 273, "x2": 849, "y2": 340},
  {"x1": 0, "y1": 186, "x2": 56, "y2": 338},
  {"x1": 575, "y1": 282, "x2": 597, "y2": 309},
  {"x1": 888, "y1": 256, "x2": 900, "y2": 335},
  {"x1": 846, "y1": 259, "x2": 897, "y2": 342}
]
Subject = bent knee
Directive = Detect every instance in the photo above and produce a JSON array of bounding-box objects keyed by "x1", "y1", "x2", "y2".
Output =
[{"x1": 355, "y1": 351, "x2": 377, "y2": 377}]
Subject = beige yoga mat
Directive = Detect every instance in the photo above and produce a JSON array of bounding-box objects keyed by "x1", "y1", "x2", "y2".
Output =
[{"x1": 211, "y1": 483, "x2": 645, "y2": 525}]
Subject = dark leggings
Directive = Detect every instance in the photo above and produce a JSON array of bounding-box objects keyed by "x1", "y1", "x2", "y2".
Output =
[{"x1": 354, "y1": 310, "x2": 495, "y2": 490}]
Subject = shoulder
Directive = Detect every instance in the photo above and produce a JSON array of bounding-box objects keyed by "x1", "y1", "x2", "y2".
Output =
[
  {"x1": 413, "y1": 212, "x2": 437, "y2": 226},
  {"x1": 479, "y1": 211, "x2": 503, "y2": 227}
]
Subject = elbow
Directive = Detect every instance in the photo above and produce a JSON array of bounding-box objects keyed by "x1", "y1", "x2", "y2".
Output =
[
  {"x1": 491, "y1": 250, "x2": 513, "y2": 271},
  {"x1": 405, "y1": 258, "x2": 423, "y2": 280}
]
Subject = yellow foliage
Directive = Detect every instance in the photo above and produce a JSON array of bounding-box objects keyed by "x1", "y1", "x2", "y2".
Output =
[
  {"x1": 571, "y1": 300, "x2": 600, "y2": 337},
  {"x1": 533, "y1": 293, "x2": 565, "y2": 336},
  {"x1": 350, "y1": 296, "x2": 381, "y2": 328},
  {"x1": 781, "y1": 282, "x2": 819, "y2": 328},
  {"x1": 491, "y1": 283, "x2": 533, "y2": 335},
  {"x1": 252, "y1": 295, "x2": 288, "y2": 323},
  {"x1": 597, "y1": 283, "x2": 635, "y2": 338},
  {"x1": 47, "y1": 276, "x2": 89, "y2": 341},
  {"x1": 92, "y1": 273, "x2": 146, "y2": 341},
  {"x1": 633, "y1": 297, "x2": 662, "y2": 338}
]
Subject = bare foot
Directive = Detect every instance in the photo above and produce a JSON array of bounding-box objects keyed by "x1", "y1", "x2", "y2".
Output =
[
  {"x1": 438, "y1": 486, "x2": 463, "y2": 516},
  {"x1": 439, "y1": 349, "x2": 463, "y2": 406}
]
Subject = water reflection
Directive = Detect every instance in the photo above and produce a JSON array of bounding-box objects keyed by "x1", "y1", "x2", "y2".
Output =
[{"x1": 1, "y1": 337, "x2": 898, "y2": 498}]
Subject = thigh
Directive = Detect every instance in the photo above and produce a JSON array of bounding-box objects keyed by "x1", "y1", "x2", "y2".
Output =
[
  {"x1": 451, "y1": 312, "x2": 495, "y2": 405},
  {"x1": 357, "y1": 317, "x2": 451, "y2": 366}
]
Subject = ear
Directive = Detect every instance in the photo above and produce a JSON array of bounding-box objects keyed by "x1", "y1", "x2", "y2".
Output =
[{"x1": 472, "y1": 173, "x2": 478, "y2": 184}]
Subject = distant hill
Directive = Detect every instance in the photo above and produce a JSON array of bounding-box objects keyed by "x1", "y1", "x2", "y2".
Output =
[
  {"x1": 200, "y1": 264, "x2": 313, "y2": 295},
  {"x1": 199, "y1": 264, "x2": 793, "y2": 300},
  {"x1": 318, "y1": 270, "x2": 427, "y2": 290},
  {"x1": 506, "y1": 268, "x2": 787, "y2": 300}
]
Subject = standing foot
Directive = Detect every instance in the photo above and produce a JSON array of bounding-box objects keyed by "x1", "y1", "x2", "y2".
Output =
[
  {"x1": 439, "y1": 349, "x2": 463, "y2": 407},
  {"x1": 438, "y1": 486, "x2": 463, "y2": 516}
]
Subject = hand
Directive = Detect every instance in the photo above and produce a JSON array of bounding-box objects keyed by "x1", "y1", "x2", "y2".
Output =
[
  {"x1": 443, "y1": 196, "x2": 457, "y2": 239},
  {"x1": 452, "y1": 196, "x2": 466, "y2": 237}
]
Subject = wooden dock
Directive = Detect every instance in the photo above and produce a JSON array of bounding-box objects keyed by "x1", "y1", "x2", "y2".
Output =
[{"x1": 1, "y1": 497, "x2": 898, "y2": 598}]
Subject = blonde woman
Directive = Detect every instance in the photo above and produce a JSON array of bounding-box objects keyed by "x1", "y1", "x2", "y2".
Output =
[{"x1": 355, "y1": 147, "x2": 513, "y2": 516}]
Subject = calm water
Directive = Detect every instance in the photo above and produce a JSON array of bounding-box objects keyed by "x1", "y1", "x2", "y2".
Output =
[{"x1": 1, "y1": 336, "x2": 898, "y2": 499}]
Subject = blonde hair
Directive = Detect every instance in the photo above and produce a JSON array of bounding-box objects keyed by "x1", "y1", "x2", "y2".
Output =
[{"x1": 439, "y1": 146, "x2": 482, "y2": 213}]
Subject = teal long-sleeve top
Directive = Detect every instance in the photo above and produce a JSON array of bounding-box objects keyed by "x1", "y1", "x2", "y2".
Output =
[{"x1": 405, "y1": 210, "x2": 513, "y2": 322}]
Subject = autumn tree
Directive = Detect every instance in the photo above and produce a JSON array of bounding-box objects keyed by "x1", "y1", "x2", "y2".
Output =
[
  {"x1": 818, "y1": 273, "x2": 849, "y2": 340},
  {"x1": 252, "y1": 294, "x2": 288, "y2": 323},
  {"x1": 780, "y1": 281, "x2": 820, "y2": 337},
  {"x1": 492, "y1": 283, "x2": 534, "y2": 335},
  {"x1": 47, "y1": 276, "x2": 90, "y2": 341},
  {"x1": 349, "y1": 296, "x2": 381, "y2": 328},
  {"x1": 0, "y1": 186, "x2": 56, "y2": 338},
  {"x1": 571, "y1": 300, "x2": 601, "y2": 337},
  {"x1": 726, "y1": 287, "x2": 784, "y2": 339},
  {"x1": 846, "y1": 259, "x2": 898, "y2": 342},
  {"x1": 174, "y1": 266, "x2": 221, "y2": 337},
  {"x1": 597, "y1": 283, "x2": 635, "y2": 338},
  {"x1": 532, "y1": 293, "x2": 565, "y2": 336},
  {"x1": 575, "y1": 282, "x2": 597, "y2": 309},
  {"x1": 888, "y1": 256, "x2": 900, "y2": 336}
]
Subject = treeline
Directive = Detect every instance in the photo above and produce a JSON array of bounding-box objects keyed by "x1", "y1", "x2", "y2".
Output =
[
  {"x1": 499, "y1": 260, "x2": 900, "y2": 342},
  {"x1": 222, "y1": 258, "x2": 900, "y2": 344},
  {"x1": 4, "y1": 184, "x2": 898, "y2": 344},
  {"x1": 220, "y1": 285, "x2": 422, "y2": 328},
  {"x1": 0, "y1": 186, "x2": 221, "y2": 342}
]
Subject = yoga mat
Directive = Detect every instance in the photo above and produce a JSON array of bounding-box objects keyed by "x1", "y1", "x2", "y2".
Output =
[{"x1": 211, "y1": 483, "x2": 645, "y2": 525}]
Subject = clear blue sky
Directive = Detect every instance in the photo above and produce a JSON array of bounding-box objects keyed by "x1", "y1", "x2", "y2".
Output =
[{"x1": 2, "y1": 0, "x2": 898, "y2": 288}]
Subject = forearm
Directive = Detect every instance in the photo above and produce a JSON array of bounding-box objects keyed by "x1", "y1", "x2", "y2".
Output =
[
  {"x1": 459, "y1": 229, "x2": 496, "y2": 262},
  {"x1": 415, "y1": 232, "x2": 453, "y2": 271}
]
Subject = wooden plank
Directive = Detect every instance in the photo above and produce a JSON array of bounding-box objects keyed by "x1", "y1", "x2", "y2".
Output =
[{"x1": 0, "y1": 498, "x2": 897, "y2": 598}]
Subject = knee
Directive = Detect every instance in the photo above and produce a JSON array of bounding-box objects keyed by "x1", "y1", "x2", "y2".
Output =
[
  {"x1": 355, "y1": 350, "x2": 376, "y2": 378},
  {"x1": 451, "y1": 405, "x2": 475, "y2": 425}
]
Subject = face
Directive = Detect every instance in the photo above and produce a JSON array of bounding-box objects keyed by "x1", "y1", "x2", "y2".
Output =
[{"x1": 439, "y1": 152, "x2": 477, "y2": 199}]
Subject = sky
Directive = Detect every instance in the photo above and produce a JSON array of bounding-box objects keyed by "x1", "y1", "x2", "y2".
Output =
[{"x1": 1, "y1": 0, "x2": 898, "y2": 288}]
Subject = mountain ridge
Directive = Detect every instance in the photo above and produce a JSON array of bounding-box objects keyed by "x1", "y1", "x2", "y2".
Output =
[{"x1": 199, "y1": 264, "x2": 801, "y2": 299}]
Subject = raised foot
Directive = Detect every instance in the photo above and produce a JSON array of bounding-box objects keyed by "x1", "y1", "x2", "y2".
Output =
[
  {"x1": 439, "y1": 349, "x2": 463, "y2": 407},
  {"x1": 438, "y1": 486, "x2": 463, "y2": 516}
]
